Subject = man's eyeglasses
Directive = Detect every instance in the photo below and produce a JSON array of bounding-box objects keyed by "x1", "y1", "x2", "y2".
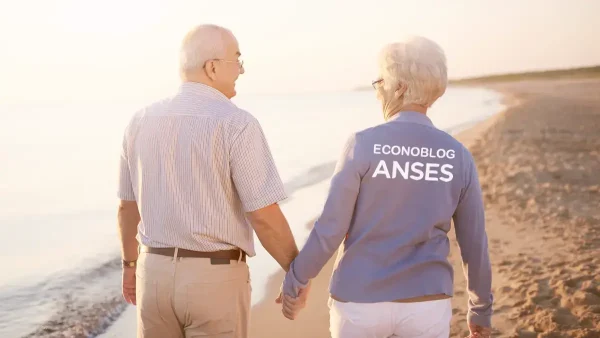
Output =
[
  {"x1": 371, "y1": 78, "x2": 383, "y2": 89},
  {"x1": 214, "y1": 59, "x2": 244, "y2": 69}
]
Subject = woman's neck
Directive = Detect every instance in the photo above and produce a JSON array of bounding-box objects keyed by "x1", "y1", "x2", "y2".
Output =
[
  {"x1": 399, "y1": 103, "x2": 428, "y2": 115},
  {"x1": 385, "y1": 103, "x2": 428, "y2": 120}
]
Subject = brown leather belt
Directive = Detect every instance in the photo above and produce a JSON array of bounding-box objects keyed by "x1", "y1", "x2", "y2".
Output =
[{"x1": 140, "y1": 246, "x2": 246, "y2": 264}]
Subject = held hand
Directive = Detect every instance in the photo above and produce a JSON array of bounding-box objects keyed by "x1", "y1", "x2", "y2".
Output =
[
  {"x1": 467, "y1": 323, "x2": 491, "y2": 338},
  {"x1": 278, "y1": 281, "x2": 311, "y2": 320},
  {"x1": 122, "y1": 267, "x2": 137, "y2": 305}
]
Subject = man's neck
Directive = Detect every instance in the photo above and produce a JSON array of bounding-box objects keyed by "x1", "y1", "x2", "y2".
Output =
[{"x1": 182, "y1": 74, "x2": 211, "y2": 87}]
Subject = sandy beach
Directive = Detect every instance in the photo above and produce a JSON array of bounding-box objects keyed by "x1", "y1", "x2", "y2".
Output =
[
  {"x1": 3, "y1": 2, "x2": 599, "y2": 337},
  {"x1": 251, "y1": 78, "x2": 600, "y2": 338}
]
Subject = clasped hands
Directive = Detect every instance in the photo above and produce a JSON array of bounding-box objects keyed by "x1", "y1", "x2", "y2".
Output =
[{"x1": 275, "y1": 281, "x2": 311, "y2": 320}]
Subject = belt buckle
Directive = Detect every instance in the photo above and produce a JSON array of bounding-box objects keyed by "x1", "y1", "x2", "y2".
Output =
[{"x1": 210, "y1": 258, "x2": 231, "y2": 265}]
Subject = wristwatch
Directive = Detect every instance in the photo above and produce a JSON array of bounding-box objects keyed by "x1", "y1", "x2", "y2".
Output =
[{"x1": 122, "y1": 259, "x2": 137, "y2": 268}]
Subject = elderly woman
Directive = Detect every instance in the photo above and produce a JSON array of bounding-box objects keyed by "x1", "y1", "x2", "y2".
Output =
[{"x1": 281, "y1": 36, "x2": 493, "y2": 338}]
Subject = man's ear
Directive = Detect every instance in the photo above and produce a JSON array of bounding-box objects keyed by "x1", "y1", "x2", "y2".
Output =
[{"x1": 204, "y1": 60, "x2": 218, "y2": 81}]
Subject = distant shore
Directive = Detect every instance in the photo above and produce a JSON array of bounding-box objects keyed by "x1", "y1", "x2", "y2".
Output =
[
  {"x1": 354, "y1": 65, "x2": 600, "y2": 91},
  {"x1": 450, "y1": 65, "x2": 600, "y2": 85}
]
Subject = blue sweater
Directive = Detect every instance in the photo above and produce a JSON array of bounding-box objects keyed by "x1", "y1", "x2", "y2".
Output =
[{"x1": 283, "y1": 111, "x2": 494, "y2": 327}]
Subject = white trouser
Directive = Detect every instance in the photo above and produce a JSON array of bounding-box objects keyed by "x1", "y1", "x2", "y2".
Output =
[{"x1": 329, "y1": 298, "x2": 452, "y2": 338}]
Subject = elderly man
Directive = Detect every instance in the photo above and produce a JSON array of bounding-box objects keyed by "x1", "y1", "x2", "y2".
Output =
[
  {"x1": 117, "y1": 24, "x2": 304, "y2": 338},
  {"x1": 281, "y1": 36, "x2": 493, "y2": 338}
]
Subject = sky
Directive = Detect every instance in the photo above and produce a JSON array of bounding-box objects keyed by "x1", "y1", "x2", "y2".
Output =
[{"x1": 0, "y1": 0, "x2": 599, "y2": 103}]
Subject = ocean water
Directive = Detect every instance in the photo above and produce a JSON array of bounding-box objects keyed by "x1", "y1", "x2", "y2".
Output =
[{"x1": 0, "y1": 87, "x2": 504, "y2": 337}]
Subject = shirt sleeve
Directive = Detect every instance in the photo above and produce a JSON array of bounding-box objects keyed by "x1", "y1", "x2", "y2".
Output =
[
  {"x1": 117, "y1": 131, "x2": 136, "y2": 201},
  {"x1": 453, "y1": 148, "x2": 494, "y2": 327},
  {"x1": 230, "y1": 117, "x2": 287, "y2": 212},
  {"x1": 283, "y1": 133, "x2": 364, "y2": 297}
]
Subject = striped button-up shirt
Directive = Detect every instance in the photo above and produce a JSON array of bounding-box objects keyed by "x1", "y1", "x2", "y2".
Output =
[{"x1": 117, "y1": 82, "x2": 287, "y2": 256}]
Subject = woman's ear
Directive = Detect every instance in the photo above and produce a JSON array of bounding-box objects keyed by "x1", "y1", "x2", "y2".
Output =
[{"x1": 394, "y1": 82, "x2": 407, "y2": 98}]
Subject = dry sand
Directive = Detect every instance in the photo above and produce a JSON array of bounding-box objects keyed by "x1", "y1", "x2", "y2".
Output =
[
  {"x1": 458, "y1": 79, "x2": 600, "y2": 338},
  {"x1": 250, "y1": 78, "x2": 600, "y2": 338}
]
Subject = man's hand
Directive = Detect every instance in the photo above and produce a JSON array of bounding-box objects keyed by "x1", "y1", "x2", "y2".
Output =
[
  {"x1": 275, "y1": 281, "x2": 311, "y2": 320},
  {"x1": 122, "y1": 267, "x2": 136, "y2": 305},
  {"x1": 117, "y1": 199, "x2": 140, "y2": 306},
  {"x1": 467, "y1": 323, "x2": 491, "y2": 338}
]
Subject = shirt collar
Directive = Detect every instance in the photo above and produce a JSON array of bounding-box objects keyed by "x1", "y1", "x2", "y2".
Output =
[
  {"x1": 387, "y1": 111, "x2": 434, "y2": 127},
  {"x1": 178, "y1": 82, "x2": 231, "y2": 103}
]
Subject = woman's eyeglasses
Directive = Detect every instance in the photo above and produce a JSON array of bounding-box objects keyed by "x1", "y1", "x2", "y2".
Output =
[{"x1": 371, "y1": 78, "x2": 383, "y2": 89}]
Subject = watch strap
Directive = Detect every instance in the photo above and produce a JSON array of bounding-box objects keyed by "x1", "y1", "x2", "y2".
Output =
[{"x1": 122, "y1": 259, "x2": 137, "y2": 268}]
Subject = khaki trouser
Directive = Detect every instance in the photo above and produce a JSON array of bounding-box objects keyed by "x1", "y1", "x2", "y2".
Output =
[{"x1": 135, "y1": 252, "x2": 251, "y2": 338}]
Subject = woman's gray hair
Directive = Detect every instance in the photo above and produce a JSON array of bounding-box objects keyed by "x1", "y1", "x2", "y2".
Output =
[
  {"x1": 378, "y1": 36, "x2": 448, "y2": 108},
  {"x1": 179, "y1": 24, "x2": 234, "y2": 75}
]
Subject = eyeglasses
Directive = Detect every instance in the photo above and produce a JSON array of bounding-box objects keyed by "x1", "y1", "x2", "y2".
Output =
[
  {"x1": 371, "y1": 78, "x2": 383, "y2": 89},
  {"x1": 214, "y1": 59, "x2": 244, "y2": 69}
]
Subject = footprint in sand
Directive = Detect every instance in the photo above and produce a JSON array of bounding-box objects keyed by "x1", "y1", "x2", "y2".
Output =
[
  {"x1": 512, "y1": 299, "x2": 527, "y2": 307},
  {"x1": 499, "y1": 259, "x2": 512, "y2": 266}
]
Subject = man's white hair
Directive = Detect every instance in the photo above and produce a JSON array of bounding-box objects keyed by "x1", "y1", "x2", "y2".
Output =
[
  {"x1": 179, "y1": 24, "x2": 234, "y2": 74},
  {"x1": 378, "y1": 36, "x2": 447, "y2": 107}
]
